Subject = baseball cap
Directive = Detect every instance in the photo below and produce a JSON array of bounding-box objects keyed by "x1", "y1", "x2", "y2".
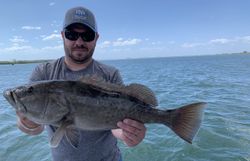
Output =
[{"x1": 63, "y1": 6, "x2": 97, "y2": 32}]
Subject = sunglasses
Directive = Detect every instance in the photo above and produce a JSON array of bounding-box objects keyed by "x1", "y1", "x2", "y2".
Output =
[{"x1": 64, "y1": 30, "x2": 96, "y2": 42}]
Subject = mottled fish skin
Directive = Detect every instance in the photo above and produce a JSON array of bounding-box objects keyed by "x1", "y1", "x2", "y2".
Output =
[{"x1": 3, "y1": 77, "x2": 206, "y2": 147}]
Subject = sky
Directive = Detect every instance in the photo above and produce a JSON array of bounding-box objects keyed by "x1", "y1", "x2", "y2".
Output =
[{"x1": 0, "y1": 0, "x2": 250, "y2": 61}]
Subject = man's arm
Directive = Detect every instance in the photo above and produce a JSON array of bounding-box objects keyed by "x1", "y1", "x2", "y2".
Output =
[
  {"x1": 16, "y1": 64, "x2": 46, "y2": 135},
  {"x1": 112, "y1": 119, "x2": 146, "y2": 147},
  {"x1": 110, "y1": 70, "x2": 147, "y2": 146}
]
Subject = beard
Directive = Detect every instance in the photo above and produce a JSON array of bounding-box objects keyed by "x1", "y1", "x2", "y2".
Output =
[{"x1": 64, "y1": 43, "x2": 95, "y2": 64}]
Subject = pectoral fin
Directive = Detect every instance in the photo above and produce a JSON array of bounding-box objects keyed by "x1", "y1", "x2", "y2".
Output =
[
  {"x1": 50, "y1": 121, "x2": 73, "y2": 148},
  {"x1": 65, "y1": 128, "x2": 81, "y2": 149}
]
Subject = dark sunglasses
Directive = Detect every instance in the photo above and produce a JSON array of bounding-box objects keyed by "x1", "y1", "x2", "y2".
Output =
[{"x1": 64, "y1": 30, "x2": 96, "y2": 42}]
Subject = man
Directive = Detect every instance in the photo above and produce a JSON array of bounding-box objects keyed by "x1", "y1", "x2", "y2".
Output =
[{"x1": 16, "y1": 6, "x2": 146, "y2": 161}]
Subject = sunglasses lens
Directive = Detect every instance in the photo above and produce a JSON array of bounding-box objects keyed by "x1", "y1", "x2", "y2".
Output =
[
  {"x1": 81, "y1": 31, "x2": 95, "y2": 42},
  {"x1": 65, "y1": 30, "x2": 95, "y2": 42},
  {"x1": 65, "y1": 30, "x2": 78, "y2": 41}
]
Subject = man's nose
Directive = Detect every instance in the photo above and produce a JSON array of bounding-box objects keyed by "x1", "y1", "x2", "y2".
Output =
[{"x1": 75, "y1": 36, "x2": 85, "y2": 46}]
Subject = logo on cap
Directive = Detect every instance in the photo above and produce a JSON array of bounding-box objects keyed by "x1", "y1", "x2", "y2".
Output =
[{"x1": 74, "y1": 9, "x2": 87, "y2": 20}]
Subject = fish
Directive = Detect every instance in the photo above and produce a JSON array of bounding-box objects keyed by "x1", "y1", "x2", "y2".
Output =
[{"x1": 3, "y1": 76, "x2": 206, "y2": 148}]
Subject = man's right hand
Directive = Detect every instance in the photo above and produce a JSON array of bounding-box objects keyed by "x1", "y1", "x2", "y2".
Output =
[{"x1": 16, "y1": 111, "x2": 44, "y2": 135}]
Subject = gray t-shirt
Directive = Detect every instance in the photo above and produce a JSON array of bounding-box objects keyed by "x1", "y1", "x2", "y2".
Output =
[{"x1": 29, "y1": 57, "x2": 123, "y2": 161}]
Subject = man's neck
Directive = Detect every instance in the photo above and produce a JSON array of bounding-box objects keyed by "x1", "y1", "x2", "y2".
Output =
[{"x1": 64, "y1": 57, "x2": 93, "y2": 71}]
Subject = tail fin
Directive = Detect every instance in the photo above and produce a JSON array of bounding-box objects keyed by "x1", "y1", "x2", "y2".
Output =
[{"x1": 167, "y1": 102, "x2": 206, "y2": 144}]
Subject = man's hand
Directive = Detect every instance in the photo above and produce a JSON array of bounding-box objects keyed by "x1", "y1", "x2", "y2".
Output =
[
  {"x1": 16, "y1": 111, "x2": 44, "y2": 135},
  {"x1": 112, "y1": 119, "x2": 146, "y2": 147}
]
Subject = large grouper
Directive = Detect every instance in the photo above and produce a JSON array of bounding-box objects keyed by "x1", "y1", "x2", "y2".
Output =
[{"x1": 3, "y1": 76, "x2": 206, "y2": 148}]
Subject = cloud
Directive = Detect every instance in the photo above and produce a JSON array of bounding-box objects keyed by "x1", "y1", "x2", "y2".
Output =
[
  {"x1": 42, "y1": 34, "x2": 61, "y2": 41},
  {"x1": 99, "y1": 41, "x2": 112, "y2": 48},
  {"x1": 209, "y1": 38, "x2": 232, "y2": 44},
  {"x1": 181, "y1": 36, "x2": 250, "y2": 48},
  {"x1": 49, "y1": 2, "x2": 55, "y2": 6},
  {"x1": 1, "y1": 45, "x2": 33, "y2": 52},
  {"x1": 99, "y1": 38, "x2": 142, "y2": 48},
  {"x1": 22, "y1": 26, "x2": 41, "y2": 30},
  {"x1": 236, "y1": 36, "x2": 250, "y2": 43},
  {"x1": 113, "y1": 38, "x2": 141, "y2": 46},
  {"x1": 41, "y1": 45, "x2": 63, "y2": 50},
  {"x1": 181, "y1": 38, "x2": 233, "y2": 48},
  {"x1": 0, "y1": 44, "x2": 62, "y2": 56},
  {"x1": 151, "y1": 41, "x2": 162, "y2": 45},
  {"x1": 9, "y1": 36, "x2": 27, "y2": 43},
  {"x1": 168, "y1": 41, "x2": 176, "y2": 44}
]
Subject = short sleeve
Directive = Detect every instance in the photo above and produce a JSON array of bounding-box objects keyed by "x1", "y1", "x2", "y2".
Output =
[
  {"x1": 111, "y1": 70, "x2": 123, "y2": 85},
  {"x1": 29, "y1": 64, "x2": 46, "y2": 83}
]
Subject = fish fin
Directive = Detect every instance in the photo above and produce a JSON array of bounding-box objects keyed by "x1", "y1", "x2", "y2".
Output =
[
  {"x1": 126, "y1": 83, "x2": 158, "y2": 107},
  {"x1": 79, "y1": 75, "x2": 124, "y2": 93},
  {"x1": 50, "y1": 121, "x2": 72, "y2": 148},
  {"x1": 167, "y1": 102, "x2": 206, "y2": 144},
  {"x1": 65, "y1": 128, "x2": 81, "y2": 149}
]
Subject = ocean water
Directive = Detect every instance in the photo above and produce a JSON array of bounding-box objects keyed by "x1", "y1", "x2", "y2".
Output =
[{"x1": 0, "y1": 54, "x2": 249, "y2": 161}]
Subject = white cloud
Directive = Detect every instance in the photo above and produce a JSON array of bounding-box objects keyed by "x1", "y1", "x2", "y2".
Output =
[
  {"x1": 98, "y1": 38, "x2": 142, "y2": 48},
  {"x1": 151, "y1": 41, "x2": 162, "y2": 45},
  {"x1": 236, "y1": 36, "x2": 250, "y2": 43},
  {"x1": 22, "y1": 26, "x2": 41, "y2": 30},
  {"x1": 209, "y1": 38, "x2": 231, "y2": 44},
  {"x1": 9, "y1": 36, "x2": 27, "y2": 43},
  {"x1": 49, "y1": 2, "x2": 55, "y2": 6},
  {"x1": 182, "y1": 37, "x2": 234, "y2": 48},
  {"x1": 42, "y1": 34, "x2": 61, "y2": 41},
  {"x1": 50, "y1": 21, "x2": 61, "y2": 27},
  {"x1": 182, "y1": 35, "x2": 250, "y2": 48},
  {"x1": 168, "y1": 41, "x2": 176, "y2": 44},
  {"x1": 99, "y1": 41, "x2": 112, "y2": 48},
  {"x1": 41, "y1": 45, "x2": 63, "y2": 50},
  {"x1": 113, "y1": 38, "x2": 142, "y2": 47},
  {"x1": 1, "y1": 45, "x2": 32, "y2": 52},
  {"x1": 0, "y1": 44, "x2": 64, "y2": 60},
  {"x1": 181, "y1": 42, "x2": 203, "y2": 48}
]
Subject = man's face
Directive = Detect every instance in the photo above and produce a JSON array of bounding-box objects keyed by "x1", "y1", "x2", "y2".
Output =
[{"x1": 62, "y1": 24, "x2": 99, "y2": 64}]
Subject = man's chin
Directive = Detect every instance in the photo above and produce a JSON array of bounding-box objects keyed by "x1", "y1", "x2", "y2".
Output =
[{"x1": 70, "y1": 55, "x2": 92, "y2": 64}]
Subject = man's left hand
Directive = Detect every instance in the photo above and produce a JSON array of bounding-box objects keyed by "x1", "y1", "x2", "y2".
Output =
[{"x1": 112, "y1": 119, "x2": 146, "y2": 147}]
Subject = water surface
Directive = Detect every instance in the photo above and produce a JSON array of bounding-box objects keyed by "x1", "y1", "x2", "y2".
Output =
[{"x1": 0, "y1": 54, "x2": 249, "y2": 161}]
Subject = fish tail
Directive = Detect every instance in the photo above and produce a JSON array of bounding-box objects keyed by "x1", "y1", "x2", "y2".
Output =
[{"x1": 166, "y1": 102, "x2": 206, "y2": 144}]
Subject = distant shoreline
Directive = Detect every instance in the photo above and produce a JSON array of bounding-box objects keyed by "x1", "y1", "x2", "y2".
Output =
[
  {"x1": 0, "y1": 52, "x2": 249, "y2": 65},
  {"x1": 0, "y1": 59, "x2": 54, "y2": 65}
]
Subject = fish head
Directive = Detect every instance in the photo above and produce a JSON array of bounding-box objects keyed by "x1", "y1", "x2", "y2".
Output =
[
  {"x1": 3, "y1": 88, "x2": 20, "y2": 111},
  {"x1": 3, "y1": 84, "x2": 44, "y2": 114},
  {"x1": 3, "y1": 82, "x2": 69, "y2": 124}
]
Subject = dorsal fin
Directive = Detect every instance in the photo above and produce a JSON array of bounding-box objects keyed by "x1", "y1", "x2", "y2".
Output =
[
  {"x1": 79, "y1": 75, "x2": 123, "y2": 92},
  {"x1": 125, "y1": 83, "x2": 158, "y2": 107},
  {"x1": 79, "y1": 76, "x2": 158, "y2": 107}
]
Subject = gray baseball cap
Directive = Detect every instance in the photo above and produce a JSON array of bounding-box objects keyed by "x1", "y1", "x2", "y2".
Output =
[{"x1": 63, "y1": 6, "x2": 97, "y2": 32}]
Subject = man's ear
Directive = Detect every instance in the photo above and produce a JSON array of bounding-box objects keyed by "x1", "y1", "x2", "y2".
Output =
[
  {"x1": 61, "y1": 31, "x2": 64, "y2": 39},
  {"x1": 95, "y1": 33, "x2": 99, "y2": 41}
]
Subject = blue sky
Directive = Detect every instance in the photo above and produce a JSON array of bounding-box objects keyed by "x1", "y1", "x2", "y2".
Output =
[{"x1": 0, "y1": 0, "x2": 250, "y2": 61}]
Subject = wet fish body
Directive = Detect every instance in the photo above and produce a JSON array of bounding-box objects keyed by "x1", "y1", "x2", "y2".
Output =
[{"x1": 3, "y1": 78, "x2": 206, "y2": 148}]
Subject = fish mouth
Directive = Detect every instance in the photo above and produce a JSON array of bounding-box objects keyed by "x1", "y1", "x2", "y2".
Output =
[
  {"x1": 3, "y1": 89, "x2": 27, "y2": 113},
  {"x1": 3, "y1": 90, "x2": 16, "y2": 107},
  {"x1": 12, "y1": 91, "x2": 28, "y2": 113}
]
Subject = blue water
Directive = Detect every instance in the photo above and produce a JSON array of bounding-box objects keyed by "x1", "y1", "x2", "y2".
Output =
[{"x1": 0, "y1": 54, "x2": 249, "y2": 161}]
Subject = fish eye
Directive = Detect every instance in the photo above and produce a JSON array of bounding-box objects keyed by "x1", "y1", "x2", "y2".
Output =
[{"x1": 27, "y1": 87, "x2": 33, "y2": 93}]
